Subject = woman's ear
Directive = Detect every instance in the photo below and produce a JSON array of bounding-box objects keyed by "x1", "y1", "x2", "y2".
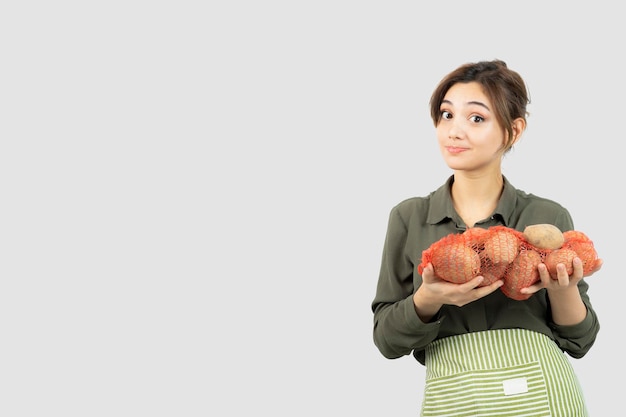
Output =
[{"x1": 511, "y1": 117, "x2": 526, "y2": 145}]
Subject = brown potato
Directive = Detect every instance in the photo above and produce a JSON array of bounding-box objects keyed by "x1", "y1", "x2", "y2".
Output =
[
  {"x1": 463, "y1": 227, "x2": 489, "y2": 239},
  {"x1": 565, "y1": 241, "x2": 598, "y2": 274},
  {"x1": 479, "y1": 262, "x2": 509, "y2": 286},
  {"x1": 562, "y1": 230, "x2": 599, "y2": 274},
  {"x1": 431, "y1": 242, "x2": 481, "y2": 284},
  {"x1": 545, "y1": 248, "x2": 578, "y2": 276},
  {"x1": 563, "y1": 230, "x2": 591, "y2": 243},
  {"x1": 501, "y1": 249, "x2": 543, "y2": 300},
  {"x1": 523, "y1": 224, "x2": 564, "y2": 250},
  {"x1": 482, "y1": 229, "x2": 520, "y2": 265},
  {"x1": 463, "y1": 227, "x2": 489, "y2": 252}
]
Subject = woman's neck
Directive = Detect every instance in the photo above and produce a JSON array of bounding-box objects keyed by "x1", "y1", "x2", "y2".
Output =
[{"x1": 450, "y1": 172, "x2": 504, "y2": 228}]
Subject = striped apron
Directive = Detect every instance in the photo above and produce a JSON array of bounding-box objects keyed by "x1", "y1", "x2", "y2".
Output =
[{"x1": 421, "y1": 328, "x2": 587, "y2": 417}]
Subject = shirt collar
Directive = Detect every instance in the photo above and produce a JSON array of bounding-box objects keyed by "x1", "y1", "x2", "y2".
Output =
[
  {"x1": 426, "y1": 175, "x2": 456, "y2": 225},
  {"x1": 495, "y1": 176, "x2": 517, "y2": 226},
  {"x1": 426, "y1": 175, "x2": 517, "y2": 226}
]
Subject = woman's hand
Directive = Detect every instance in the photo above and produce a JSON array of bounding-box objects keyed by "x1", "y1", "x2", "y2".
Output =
[
  {"x1": 521, "y1": 257, "x2": 603, "y2": 296},
  {"x1": 412, "y1": 263, "x2": 503, "y2": 321},
  {"x1": 521, "y1": 257, "x2": 602, "y2": 325}
]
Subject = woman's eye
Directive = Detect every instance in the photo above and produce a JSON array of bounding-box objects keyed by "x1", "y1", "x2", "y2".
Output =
[
  {"x1": 441, "y1": 110, "x2": 452, "y2": 120},
  {"x1": 470, "y1": 115, "x2": 484, "y2": 123}
]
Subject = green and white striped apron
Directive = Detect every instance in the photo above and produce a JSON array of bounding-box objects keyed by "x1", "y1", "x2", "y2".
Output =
[{"x1": 421, "y1": 328, "x2": 587, "y2": 417}]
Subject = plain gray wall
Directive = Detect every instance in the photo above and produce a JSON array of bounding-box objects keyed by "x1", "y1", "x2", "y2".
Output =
[{"x1": 2, "y1": 1, "x2": 619, "y2": 415}]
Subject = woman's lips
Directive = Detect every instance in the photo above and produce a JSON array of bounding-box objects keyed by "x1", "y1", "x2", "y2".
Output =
[{"x1": 446, "y1": 146, "x2": 468, "y2": 154}]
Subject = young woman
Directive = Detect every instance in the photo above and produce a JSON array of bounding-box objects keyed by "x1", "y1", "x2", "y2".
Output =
[{"x1": 371, "y1": 59, "x2": 602, "y2": 416}]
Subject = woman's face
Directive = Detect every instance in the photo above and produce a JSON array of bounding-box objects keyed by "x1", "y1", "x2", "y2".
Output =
[{"x1": 436, "y1": 82, "x2": 507, "y2": 174}]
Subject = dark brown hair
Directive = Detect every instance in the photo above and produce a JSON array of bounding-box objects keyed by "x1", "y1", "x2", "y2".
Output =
[{"x1": 429, "y1": 60, "x2": 530, "y2": 152}]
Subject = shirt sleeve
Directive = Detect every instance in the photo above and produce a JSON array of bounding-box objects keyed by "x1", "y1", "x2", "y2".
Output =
[
  {"x1": 371, "y1": 206, "x2": 440, "y2": 360},
  {"x1": 547, "y1": 211, "x2": 601, "y2": 358},
  {"x1": 549, "y1": 279, "x2": 600, "y2": 358}
]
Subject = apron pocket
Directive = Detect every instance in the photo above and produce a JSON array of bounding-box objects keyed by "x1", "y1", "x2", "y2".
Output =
[{"x1": 421, "y1": 361, "x2": 551, "y2": 417}]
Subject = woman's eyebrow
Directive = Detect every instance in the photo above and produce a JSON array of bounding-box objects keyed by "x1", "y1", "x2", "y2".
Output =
[
  {"x1": 467, "y1": 100, "x2": 490, "y2": 111},
  {"x1": 442, "y1": 99, "x2": 491, "y2": 111}
]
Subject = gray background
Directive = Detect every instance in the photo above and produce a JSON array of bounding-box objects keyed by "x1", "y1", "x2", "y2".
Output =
[{"x1": 2, "y1": 1, "x2": 620, "y2": 415}]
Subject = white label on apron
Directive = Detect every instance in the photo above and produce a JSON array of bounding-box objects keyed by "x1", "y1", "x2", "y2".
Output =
[{"x1": 502, "y1": 377, "x2": 528, "y2": 396}]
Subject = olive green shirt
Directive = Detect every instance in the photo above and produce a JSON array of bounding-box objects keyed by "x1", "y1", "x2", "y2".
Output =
[{"x1": 371, "y1": 175, "x2": 600, "y2": 365}]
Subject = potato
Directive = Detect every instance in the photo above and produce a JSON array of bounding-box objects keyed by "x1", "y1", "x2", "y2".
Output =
[
  {"x1": 463, "y1": 227, "x2": 489, "y2": 239},
  {"x1": 431, "y1": 242, "x2": 480, "y2": 284},
  {"x1": 482, "y1": 229, "x2": 520, "y2": 265},
  {"x1": 501, "y1": 249, "x2": 543, "y2": 300},
  {"x1": 523, "y1": 224, "x2": 564, "y2": 250},
  {"x1": 562, "y1": 230, "x2": 599, "y2": 274},
  {"x1": 463, "y1": 227, "x2": 489, "y2": 241},
  {"x1": 566, "y1": 242, "x2": 598, "y2": 274},
  {"x1": 562, "y1": 230, "x2": 591, "y2": 243},
  {"x1": 479, "y1": 262, "x2": 509, "y2": 286},
  {"x1": 545, "y1": 248, "x2": 578, "y2": 276}
]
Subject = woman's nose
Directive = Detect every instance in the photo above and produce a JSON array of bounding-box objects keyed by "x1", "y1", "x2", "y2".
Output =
[{"x1": 447, "y1": 120, "x2": 463, "y2": 139}]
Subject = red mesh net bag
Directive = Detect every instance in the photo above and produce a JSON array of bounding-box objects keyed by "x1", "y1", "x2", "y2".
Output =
[{"x1": 417, "y1": 225, "x2": 599, "y2": 300}]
